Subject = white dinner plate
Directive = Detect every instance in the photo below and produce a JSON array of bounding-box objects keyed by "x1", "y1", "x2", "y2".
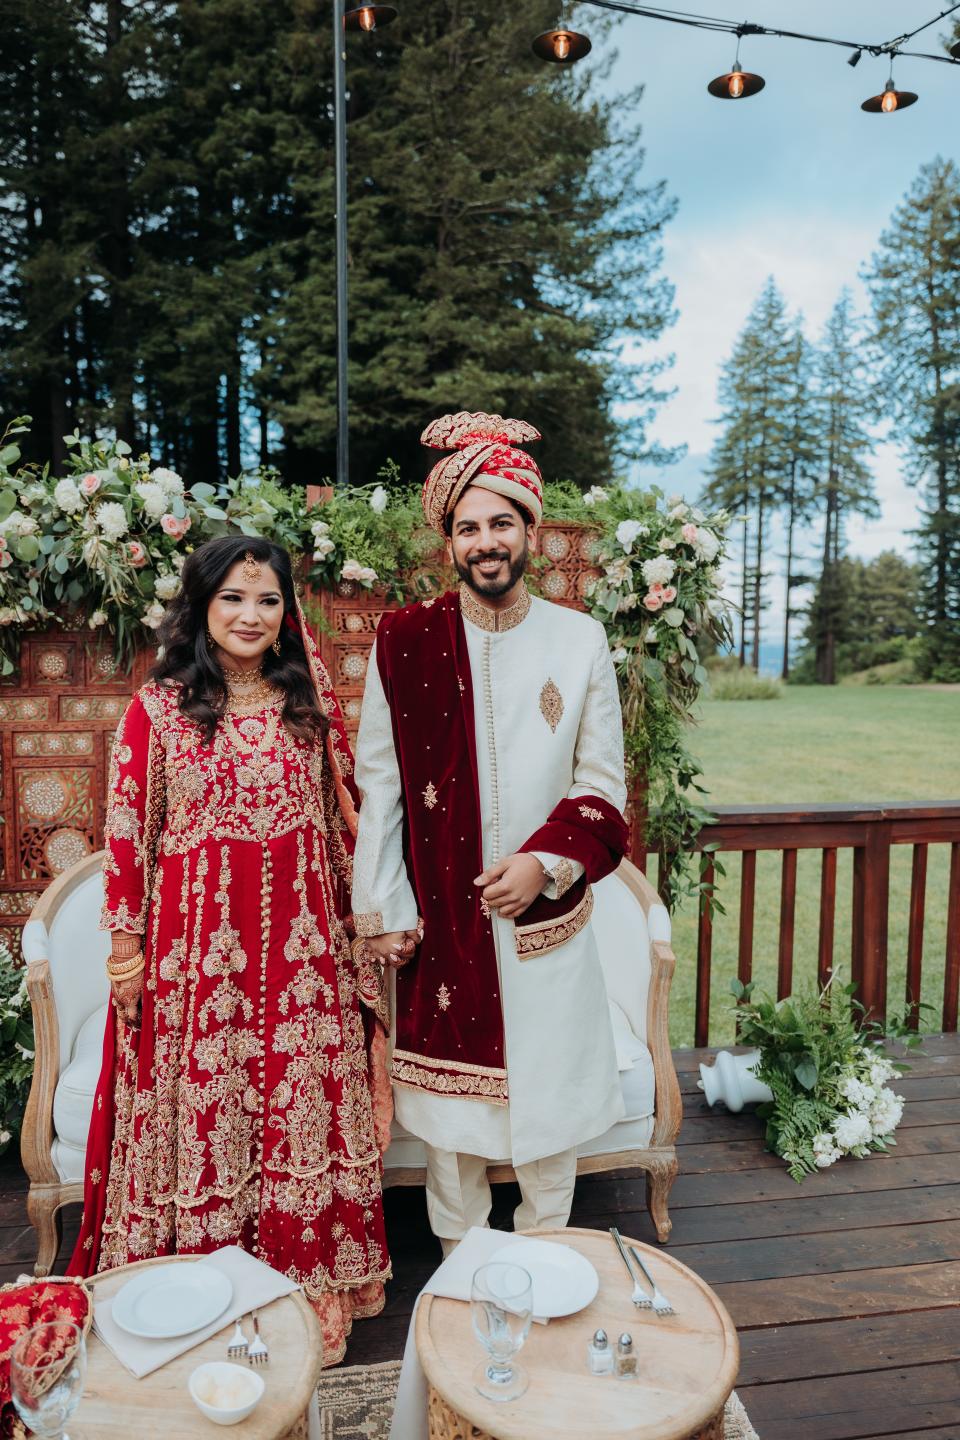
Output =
[
  {"x1": 488, "y1": 1239, "x2": 599, "y2": 1319},
  {"x1": 112, "y1": 1262, "x2": 233, "y2": 1340}
]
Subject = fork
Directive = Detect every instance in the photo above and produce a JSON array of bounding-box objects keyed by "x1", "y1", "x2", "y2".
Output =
[
  {"x1": 226, "y1": 1316, "x2": 248, "y2": 1359},
  {"x1": 247, "y1": 1311, "x2": 269, "y2": 1367},
  {"x1": 629, "y1": 1244, "x2": 675, "y2": 1318},
  {"x1": 609, "y1": 1228, "x2": 652, "y2": 1310}
]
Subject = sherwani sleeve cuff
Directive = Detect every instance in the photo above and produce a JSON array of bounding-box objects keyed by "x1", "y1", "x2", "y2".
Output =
[{"x1": 529, "y1": 850, "x2": 585, "y2": 900}]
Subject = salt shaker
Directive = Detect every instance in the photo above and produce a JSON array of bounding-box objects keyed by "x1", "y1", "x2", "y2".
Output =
[
  {"x1": 615, "y1": 1332, "x2": 639, "y2": 1378},
  {"x1": 587, "y1": 1328, "x2": 614, "y2": 1375}
]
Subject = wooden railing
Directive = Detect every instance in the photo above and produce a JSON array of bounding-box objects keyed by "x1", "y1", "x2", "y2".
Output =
[{"x1": 690, "y1": 801, "x2": 960, "y2": 1045}]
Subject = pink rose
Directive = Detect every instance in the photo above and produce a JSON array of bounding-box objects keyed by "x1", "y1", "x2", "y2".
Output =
[
  {"x1": 682, "y1": 523, "x2": 698, "y2": 544},
  {"x1": 160, "y1": 513, "x2": 191, "y2": 540},
  {"x1": 661, "y1": 585, "x2": 677, "y2": 603},
  {"x1": 80, "y1": 473, "x2": 101, "y2": 496},
  {"x1": 644, "y1": 591, "x2": 664, "y2": 611},
  {"x1": 0, "y1": 535, "x2": 7, "y2": 553},
  {"x1": 0, "y1": 551, "x2": 11, "y2": 570},
  {"x1": 127, "y1": 540, "x2": 148, "y2": 568}
]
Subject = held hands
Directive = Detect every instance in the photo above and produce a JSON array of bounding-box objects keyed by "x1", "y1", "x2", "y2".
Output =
[
  {"x1": 361, "y1": 926, "x2": 422, "y2": 968},
  {"x1": 474, "y1": 853, "x2": 547, "y2": 920}
]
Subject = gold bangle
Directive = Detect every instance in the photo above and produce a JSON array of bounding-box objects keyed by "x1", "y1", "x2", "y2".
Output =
[
  {"x1": 108, "y1": 966, "x2": 144, "y2": 986},
  {"x1": 107, "y1": 955, "x2": 144, "y2": 980}
]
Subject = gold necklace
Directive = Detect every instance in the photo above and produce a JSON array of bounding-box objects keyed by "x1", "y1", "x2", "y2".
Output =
[{"x1": 221, "y1": 663, "x2": 265, "y2": 686}]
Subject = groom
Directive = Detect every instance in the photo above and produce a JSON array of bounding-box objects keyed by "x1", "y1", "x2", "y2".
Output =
[{"x1": 351, "y1": 412, "x2": 629, "y2": 1252}]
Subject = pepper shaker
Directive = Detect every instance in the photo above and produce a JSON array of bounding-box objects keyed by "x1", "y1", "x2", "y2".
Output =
[
  {"x1": 587, "y1": 1327, "x2": 614, "y2": 1375},
  {"x1": 615, "y1": 1332, "x2": 639, "y2": 1378}
]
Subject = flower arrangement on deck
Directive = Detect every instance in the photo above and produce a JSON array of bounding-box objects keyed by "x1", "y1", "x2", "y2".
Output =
[{"x1": 730, "y1": 976, "x2": 910, "y2": 1181}]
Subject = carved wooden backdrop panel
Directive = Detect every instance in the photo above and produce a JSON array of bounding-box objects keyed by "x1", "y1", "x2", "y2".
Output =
[{"x1": 0, "y1": 521, "x2": 600, "y2": 951}]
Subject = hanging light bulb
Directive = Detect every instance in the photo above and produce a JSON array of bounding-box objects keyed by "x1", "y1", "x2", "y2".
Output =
[
  {"x1": 343, "y1": 4, "x2": 398, "y2": 32},
  {"x1": 532, "y1": 26, "x2": 591, "y2": 64},
  {"x1": 861, "y1": 75, "x2": 918, "y2": 113},
  {"x1": 708, "y1": 63, "x2": 765, "y2": 99},
  {"x1": 708, "y1": 33, "x2": 764, "y2": 100}
]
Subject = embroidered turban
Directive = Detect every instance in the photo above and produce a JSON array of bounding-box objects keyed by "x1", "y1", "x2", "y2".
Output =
[{"x1": 420, "y1": 411, "x2": 543, "y2": 533}]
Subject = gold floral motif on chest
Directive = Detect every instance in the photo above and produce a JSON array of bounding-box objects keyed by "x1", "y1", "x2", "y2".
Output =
[{"x1": 539, "y1": 678, "x2": 564, "y2": 733}]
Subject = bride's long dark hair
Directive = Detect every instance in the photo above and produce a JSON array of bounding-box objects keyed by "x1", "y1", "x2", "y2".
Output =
[{"x1": 151, "y1": 535, "x2": 328, "y2": 745}]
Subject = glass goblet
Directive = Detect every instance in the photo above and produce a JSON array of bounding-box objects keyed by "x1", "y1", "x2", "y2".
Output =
[
  {"x1": 470, "y1": 1261, "x2": 533, "y2": 1403},
  {"x1": 10, "y1": 1319, "x2": 87, "y2": 1440}
]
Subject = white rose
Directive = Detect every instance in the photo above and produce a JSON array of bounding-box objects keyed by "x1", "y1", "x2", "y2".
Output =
[
  {"x1": 155, "y1": 573, "x2": 180, "y2": 600},
  {"x1": 54, "y1": 478, "x2": 84, "y2": 514},
  {"x1": 693, "y1": 528, "x2": 721, "y2": 563},
  {"x1": 135, "y1": 480, "x2": 168, "y2": 518},
  {"x1": 90, "y1": 609, "x2": 108, "y2": 627},
  {"x1": 151, "y1": 466, "x2": 184, "y2": 496},
  {"x1": 311, "y1": 518, "x2": 331, "y2": 540},
  {"x1": 644, "y1": 626, "x2": 658, "y2": 643},
  {"x1": 358, "y1": 565, "x2": 378, "y2": 584},
  {"x1": 615, "y1": 519, "x2": 649, "y2": 554},
  {"x1": 583, "y1": 485, "x2": 607, "y2": 507},
  {"x1": 312, "y1": 538, "x2": 335, "y2": 560},
  {"x1": 658, "y1": 536, "x2": 677, "y2": 551},
  {"x1": 172, "y1": 552, "x2": 185, "y2": 573},
  {"x1": 667, "y1": 503, "x2": 688, "y2": 520},
  {"x1": 0, "y1": 1130, "x2": 10, "y2": 1147},
  {"x1": 141, "y1": 600, "x2": 165, "y2": 629},
  {"x1": 642, "y1": 555, "x2": 676, "y2": 587},
  {"x1": 95, "y1": 501, "x2": 128, "y2": 541},
  {"x1": 369, "y1": 485, "x2": 389, "y2": 514},
  {"x1": 0, "y1": 510, "x2": 37, "y2": 538},
  {"x1": 610, "y1": 646, "x2": 628, "y2": 664},
  {"x1": 0, "y1": 607, "x2": 18, "y2": 625}
]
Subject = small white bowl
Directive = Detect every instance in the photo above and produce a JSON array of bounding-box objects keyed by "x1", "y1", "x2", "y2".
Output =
[{"x1": 188, "y1": 1361, "x2": 265, "y2": 1426}]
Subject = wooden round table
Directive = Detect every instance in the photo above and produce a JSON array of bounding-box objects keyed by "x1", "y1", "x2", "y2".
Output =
[
  {"x1": 71, "y1": 1256, "x2": 323, "y2": 1438},
  {"x1": 415, "y1": 1227, "x2": 739, "y2": 1440}
]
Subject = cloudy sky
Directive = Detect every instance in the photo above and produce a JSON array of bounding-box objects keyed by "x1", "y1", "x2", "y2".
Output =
[{"x1": 589, "y1": 0, "x2": 960, "y2": 654}]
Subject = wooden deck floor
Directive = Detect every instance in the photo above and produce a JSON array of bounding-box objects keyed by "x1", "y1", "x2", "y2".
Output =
[{"x1": 2, "y1": 1036, "x2": 959, "y2": 1440}]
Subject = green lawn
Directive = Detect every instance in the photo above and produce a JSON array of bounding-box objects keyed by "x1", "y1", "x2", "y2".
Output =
[{"x1": 655, "y1": 687, "x2": 960, "y2": 1046}]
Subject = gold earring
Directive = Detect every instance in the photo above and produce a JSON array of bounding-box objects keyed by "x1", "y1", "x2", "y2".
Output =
[
  {"x1": 272, "y1": 638, "x2": 282, "y2": 656},
  {"x1": 205, "y1": 629, "x2": 215, "y2": 649}
]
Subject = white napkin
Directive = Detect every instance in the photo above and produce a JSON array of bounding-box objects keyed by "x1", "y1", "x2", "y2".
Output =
[
  {"x1": 92, "y1": 1245, "x2": 299, "y2": 1378},
  {"x1": 422, "y1": 1226, "x2": 552, "y2": 1322}
]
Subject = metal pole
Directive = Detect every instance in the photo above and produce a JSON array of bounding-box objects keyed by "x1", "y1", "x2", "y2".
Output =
[{"x1": 333, "y1": 0, "x2": 349, "y2": 486}]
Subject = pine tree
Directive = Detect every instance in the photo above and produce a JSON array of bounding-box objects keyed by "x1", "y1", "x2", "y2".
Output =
[
  {"x1": 796, "y1": 551, "x2": 922, "y2": 681},
  {"x1": 703, "y1": 278, "x2": 794, "y2": 669},
  {"x1": 778, "y1": 321, "x2": 820, "y2": 678},
  {"x1": 863, "y1": 158, "x2": 960, "y2": 681},
  {"x1": 808, "y1": 291, "x2": 877, "y2": 686}
]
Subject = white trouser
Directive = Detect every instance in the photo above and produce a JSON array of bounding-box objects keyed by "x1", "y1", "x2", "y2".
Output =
[{"x1": 424, "y1": 1145, "x2": 578, "y2": 1254}]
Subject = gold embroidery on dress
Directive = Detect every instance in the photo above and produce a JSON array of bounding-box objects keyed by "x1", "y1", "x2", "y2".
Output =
[
  {"x1": 422, "y1": 781, "x2": 438, "y2": 810},
  {"x1": 391, "y1": 1049, "x2": 508, "y2": 1105},
  {"x1": 437, "y1": 983, "x2": 451, "y2": 1011},
  {"x1": 579, "y1": 804, "x2": 604, "y2": 823},
  {"x1": 459, "y1": 582, "x2": 531, "y2": 633},
  {"x1": 354, "y1": 911, "x2": 385, "y2": 938},
  {"x1": 539, "y1": 678, "x2": 564, "y2": 733},
  {"x1": 479, "y1": 896, "x2": 491, "y2": 918}
]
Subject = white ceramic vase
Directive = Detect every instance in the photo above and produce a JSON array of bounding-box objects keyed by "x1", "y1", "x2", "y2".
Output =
[{"x1": 698, "y1": 1049, "x2": 773, "y2": 1112}]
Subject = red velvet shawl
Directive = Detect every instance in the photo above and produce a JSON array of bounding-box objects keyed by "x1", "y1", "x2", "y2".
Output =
[{"x1": 375, "y1": 591, "x2": 628, "y2": 1104}]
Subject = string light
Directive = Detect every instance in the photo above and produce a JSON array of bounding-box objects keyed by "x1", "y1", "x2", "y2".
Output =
[
  {"x1": 862, "y1": 74, "x2": 919, "y2": 113},
  {"x1": 532, "y1": 26, "x2": 593, "y2": 63},
  {"x1": 343, "y1": 4, "x2": 398, "y2": 33},
  {"x1": 707, "y1": 32, "x2": 765, "y2": 99}
]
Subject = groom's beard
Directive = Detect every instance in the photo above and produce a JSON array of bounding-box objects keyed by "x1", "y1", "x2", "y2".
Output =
[{"x1": 454, "y1": 537, "x2": 528, "y2": 599}]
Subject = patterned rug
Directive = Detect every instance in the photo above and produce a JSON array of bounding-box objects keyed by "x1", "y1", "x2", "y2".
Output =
[{"x1": 315, "y1": 1359, "x2": 760, "y2": 1439}]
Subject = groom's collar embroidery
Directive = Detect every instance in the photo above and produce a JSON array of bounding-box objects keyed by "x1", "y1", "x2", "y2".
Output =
[{"x1": 459, "y1": 582, "x2": 531, "y2": 634}]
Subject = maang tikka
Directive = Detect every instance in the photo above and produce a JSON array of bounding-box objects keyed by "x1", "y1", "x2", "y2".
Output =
[{"x1": 241, "y1": 552, "x2": 262, "y2": 583}]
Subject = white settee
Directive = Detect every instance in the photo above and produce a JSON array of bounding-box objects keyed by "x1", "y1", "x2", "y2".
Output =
[{"x1": 21, "y1": 852, "x2": 681, "y2": 1276}]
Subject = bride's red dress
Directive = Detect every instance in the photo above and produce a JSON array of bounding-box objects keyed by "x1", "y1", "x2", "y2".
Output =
[{"x1": 68, "y1": 677, "x2": 391, "y2": 1365}]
